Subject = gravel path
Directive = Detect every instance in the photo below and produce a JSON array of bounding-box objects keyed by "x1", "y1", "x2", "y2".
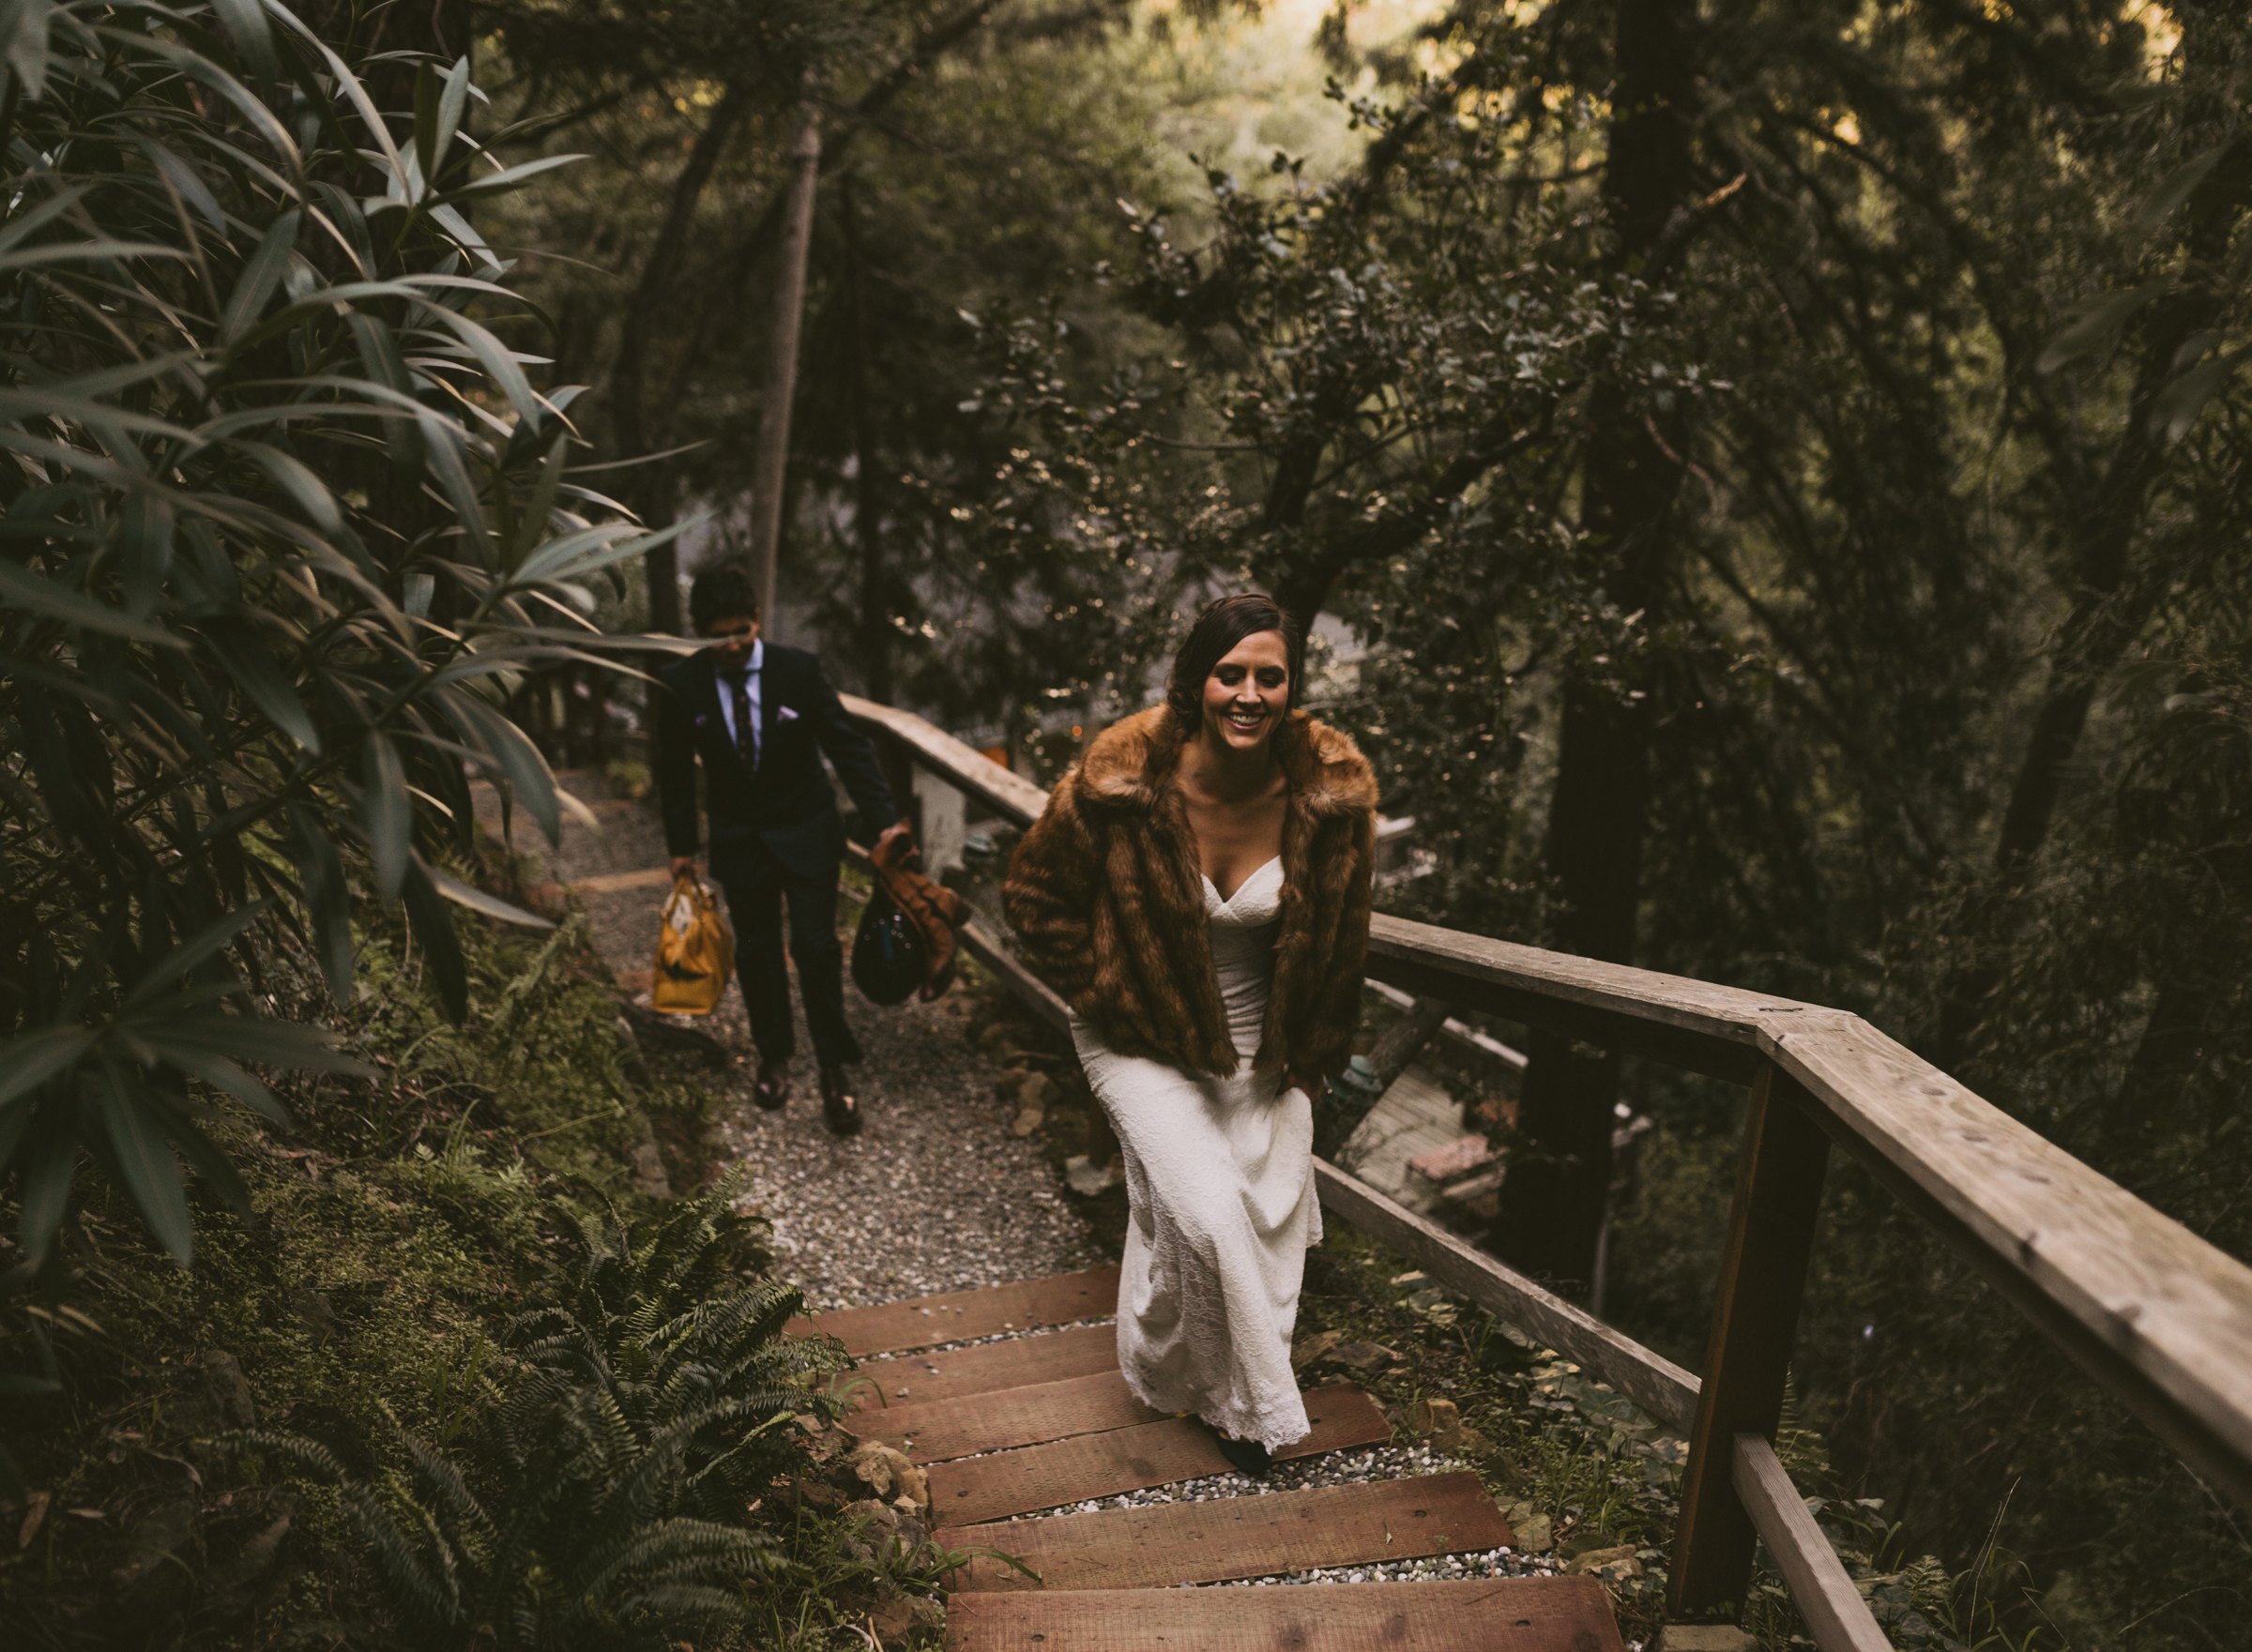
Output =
[{"x1": 479, "y1": 770, "x2": 1104, "y2": 1311}]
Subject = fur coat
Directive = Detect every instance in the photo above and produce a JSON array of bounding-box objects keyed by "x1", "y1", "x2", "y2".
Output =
[{"x1": 1003, "y1": 705, "x2": 1379, "y2": 1084}]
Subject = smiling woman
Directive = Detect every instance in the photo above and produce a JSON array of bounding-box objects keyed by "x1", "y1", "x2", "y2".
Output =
[{"x1": 1005, "y1": 594, "x2": 1378, "y2": 1474}]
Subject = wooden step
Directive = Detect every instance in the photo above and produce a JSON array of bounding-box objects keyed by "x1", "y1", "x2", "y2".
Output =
[
  {"x1": 842, "y1": 1322, "x2": 1118, "y2": 1414},
  {"x1": 946, "y1": 1576, "x2": 1624, "y2": 1650},
  {"x1": 951, "y1": 1470, "x2": 1514, "y2": 1593},
  {"x1": 789, "y1": 1266, "x2": 1120, "y2": 1357},
  {"x1": 930, "y1": 1386, "x2": 1390, "y2": 1525},
  {"x1": 854, "y1": 1368, "x2": 1160, "y2": 1463}
]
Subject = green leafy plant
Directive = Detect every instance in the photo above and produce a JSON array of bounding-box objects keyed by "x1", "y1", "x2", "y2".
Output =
[
  {"x1": 0, "y1": 3, "x2": 681, "y2": 1269},
  {"x1": 230, "y1": 1177, "x2": 846, "y2": 1648}
]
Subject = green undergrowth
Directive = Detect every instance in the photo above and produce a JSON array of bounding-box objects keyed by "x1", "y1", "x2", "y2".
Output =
[
  {"x1": 0, "y1": 874, "x2": 944, "y2": 1650},
  {"x1": 1297, "y1": 1226, "x2": 2040, "y2": 1652}
]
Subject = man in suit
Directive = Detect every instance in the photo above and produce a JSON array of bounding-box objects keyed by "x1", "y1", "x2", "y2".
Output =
[{"x1": 656, "y1": 564, "x2": 904, "y2": 1135}]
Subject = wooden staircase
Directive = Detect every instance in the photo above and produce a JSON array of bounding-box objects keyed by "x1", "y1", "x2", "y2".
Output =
[{"x1": 793, "y1": 1268, "x2": 1626, "y2": 1650}]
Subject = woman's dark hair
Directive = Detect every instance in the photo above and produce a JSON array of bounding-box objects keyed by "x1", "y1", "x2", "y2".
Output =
[
  {"x1": 688, "y1": 563, "x2": 760, "y2": 632},
  {"x1": 1165, "y1": 593, "x2": 1303, "y2": 728}
]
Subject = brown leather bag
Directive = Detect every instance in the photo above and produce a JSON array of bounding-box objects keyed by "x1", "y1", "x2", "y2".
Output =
[{"x1": 869, "y1": 826, "x2": 965, "y2": 1002}]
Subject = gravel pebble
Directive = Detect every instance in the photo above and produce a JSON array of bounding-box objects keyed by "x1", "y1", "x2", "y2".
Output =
[{"x1": 713, "y1": 989, "x2": 1105, "y2": 1312}]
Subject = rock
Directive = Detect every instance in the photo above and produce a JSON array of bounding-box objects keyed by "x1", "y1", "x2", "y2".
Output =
[
  {"x1": 846, "y1": 1442, "x2": 930, "y2": 1513},
  {"x1": 103, "y1": 1488, "x2": 201, "y2": 1624},
  {"x1": 1010, "y1": 1073, "x2": 1052, "y2": 1137},
  {"x1": 1406, "y1": 1396, "x2": 1463, "y2": 1450},
  {"x1": 611, "y1": 1015, "x2": 651, "y2": 1085},
  {"x1": 629, "y1": 1140, "x2": 672, "y2": 1199},
  {"x1": 1322, "y1": 1341, "x2": 1403, "y2": 1372},
  {"x1": 1290, "y1": 1329, "x2": 1343, "y2": 1372},
  {"x1": 1660, "y1": 1629, "x2": 1757, "y2": 1652},
  {"x1": 867, "y1": 1592, "x2": 947, "y2": 1648},
  {"x1": 1063, "y1": 1154, "x2": 1118, "y2": 1196},
  {"x1": 1457, "y1": 1424, "x2": 1495, "y2": 1457},
  {"x1": 620, "y1": 1001, "x2": 729, "y2": 1068},
  {"x1": 203, "y1": 1491, "x2": 297, "y2": 1616},
  {"x1": 1499, "y1": 1499, "x2": 1552, "y2": 1553},
  {"x1": 1563, "y1": 1543, "x2": 1639, "y2": 1577},
  {"x1": 868, "y1": 1595, "x2": 916, "y2": 1645},
  {"x1": 198, "y1": 1351, "x2": 258, "y2": 1431},
  {"x1": 978, "y1": 1024, "x2": 1019, "y2": 1063}
]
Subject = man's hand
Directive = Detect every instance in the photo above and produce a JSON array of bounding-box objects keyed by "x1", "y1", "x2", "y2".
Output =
[
  {"x1": 670, "y1": 855, "x2": 697, "y2": 881},
  {"x1": 874, "y1": 819, "x2": 915, "y2": 864}
]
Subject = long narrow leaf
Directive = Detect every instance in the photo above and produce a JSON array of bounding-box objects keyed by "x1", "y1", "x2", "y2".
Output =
[
  {"x1": 90, "y1": 1076, "x2": 194, "y2": 1266},
  {"x1": 400, "y1": 856, "x2": 470, "y2": 1024},
  {"x1": 362, "y1": 734, "x2": 411, "y2": 901},
  {"x1": 429, "y1": 867, "x2": 555, "y2": 932},
  {"x1": 121, "y1": 901, "x2": 269, "y2": 1011},
  {"x1": 202, "y1": 617, "x2": 321, "y2": 752},
  {"x1": 0, "y1": 1027, "x2": 95, "y2": 1106},
  {"x1": 221, "y1": 209, "x2": 301, "y2": 344}
]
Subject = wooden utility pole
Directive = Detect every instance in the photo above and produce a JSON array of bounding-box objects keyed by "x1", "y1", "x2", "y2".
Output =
[{"x1": 750, "y1": 83, "x2": 822, "y2": 629}]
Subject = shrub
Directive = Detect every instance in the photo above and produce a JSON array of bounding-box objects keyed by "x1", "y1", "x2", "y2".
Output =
[
  {"x1": 0, "y1": 3, "x2": 678, "y2": 1276},
  {"x1": 234, "y1": 1178, "x2": 849, "y2": 1649}
]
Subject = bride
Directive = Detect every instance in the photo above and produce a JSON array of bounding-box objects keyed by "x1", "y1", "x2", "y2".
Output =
[{"x1": 1004, "y1": 593, "x2": 1378, "y2": 1473}]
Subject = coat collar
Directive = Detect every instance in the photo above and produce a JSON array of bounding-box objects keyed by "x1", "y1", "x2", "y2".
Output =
[{"x1": 1074, "y1": 705, "x2": 1377, "y2": 818}]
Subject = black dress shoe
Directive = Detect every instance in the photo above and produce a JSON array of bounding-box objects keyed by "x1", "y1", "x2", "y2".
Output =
[
  {"x1": 753, "y1": 1058, "x2": 791, "y2": 1111},
  {"x1": 818, "y1": 1066, "x2": 862, "y2": 1136},
  {"x1": 1208, "y1": 1424, "x2": 1271, "y2": 1478}
]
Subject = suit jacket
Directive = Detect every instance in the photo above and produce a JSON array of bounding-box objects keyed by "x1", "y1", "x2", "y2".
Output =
[{"x1": 656, "y1": 644, "x2": 898, "y2": 882}]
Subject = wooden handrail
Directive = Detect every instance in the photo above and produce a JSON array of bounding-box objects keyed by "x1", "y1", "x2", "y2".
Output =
[{"x1": 843, "y1": 695, "x2": 2252, "y2": 1645}]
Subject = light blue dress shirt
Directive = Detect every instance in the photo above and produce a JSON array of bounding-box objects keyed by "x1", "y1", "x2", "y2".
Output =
[{"x1": 714, "y1": 637, "x2": 762, "y2": 764}]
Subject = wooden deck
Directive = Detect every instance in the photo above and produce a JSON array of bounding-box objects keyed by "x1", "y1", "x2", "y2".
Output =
[{"x1": 799, "y1": 1270, "x2": 1625, "y2": 1651}]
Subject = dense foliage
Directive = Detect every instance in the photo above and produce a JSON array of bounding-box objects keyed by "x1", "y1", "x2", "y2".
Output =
[{"x1": 0, "y1": 1, "x2": 677, "y2": 1279}]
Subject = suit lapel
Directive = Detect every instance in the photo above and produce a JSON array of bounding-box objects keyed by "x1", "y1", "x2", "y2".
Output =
[
  {"x1": 694, "y1": 652, "x2": 755, "y2": 781},
  {"x1": 758, "y1": 647, "x2": 786, "y2": 773}
]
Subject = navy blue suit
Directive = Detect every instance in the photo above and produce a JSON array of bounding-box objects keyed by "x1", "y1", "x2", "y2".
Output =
[{"x1": 656, "y1": 644, "x2": 897, "y2": 1066}]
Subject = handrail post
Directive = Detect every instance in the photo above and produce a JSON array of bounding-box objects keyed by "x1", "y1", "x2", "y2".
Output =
[{"x1": 1668, "y1": 1060, "x2": 1831, "y2": 1620}]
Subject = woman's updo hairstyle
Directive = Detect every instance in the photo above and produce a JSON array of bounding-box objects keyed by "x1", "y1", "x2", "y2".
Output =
[{"x1": 1164, "y1": 593, "x2": 1304, "y2": 730}]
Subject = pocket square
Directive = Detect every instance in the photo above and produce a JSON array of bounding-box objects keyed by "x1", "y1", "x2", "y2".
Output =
[{"x1": 777, "y1": 705, "x2": 799, "y2": 722}]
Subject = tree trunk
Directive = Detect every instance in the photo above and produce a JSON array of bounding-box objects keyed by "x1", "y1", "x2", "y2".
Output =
[
  {"x1": 1489, "y1": 0, "x2": 1697, "y2": 1297},
  {"x1": 750, "y1": 89, "x2": 823, "y2": 630},
  {"x1": 610, "y1": 81, "x2": 755, "y2": 636},
  {"x1": 839, "y1": 174, "x2": 902, "y2": 707}
]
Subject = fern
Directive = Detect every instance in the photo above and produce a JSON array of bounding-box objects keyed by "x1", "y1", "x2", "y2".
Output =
[{"x1": 221, "y1": 1177, "x2": 844, "y2": 1646}]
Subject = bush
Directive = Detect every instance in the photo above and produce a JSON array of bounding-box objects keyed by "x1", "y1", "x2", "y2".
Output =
[
  {"x1": 236, "y1": 1180, "x2": 849, "y2": 1651},
  {"x1": 0, "y1": 3, "x2": 677, "y2": 1287}
]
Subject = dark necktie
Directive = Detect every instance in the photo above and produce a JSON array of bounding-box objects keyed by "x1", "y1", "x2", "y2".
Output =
[{"x1": 728, "y1": 670, "x2": 757, "y2": 769}]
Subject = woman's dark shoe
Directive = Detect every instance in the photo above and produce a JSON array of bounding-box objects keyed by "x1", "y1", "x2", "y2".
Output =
[
  {"x1": 753, "y1": 1058, "x2": 791, "y2": 1111},
  {"x1": 819, "y1": 1066, "x2": 862, "y2": 1136},
  {"x1": 1209, "y1": 1426, "x2": 1271, "y2": 1478}
]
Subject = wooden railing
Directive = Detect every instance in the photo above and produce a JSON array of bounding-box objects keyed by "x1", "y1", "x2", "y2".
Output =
[{"x1": 841, "y1": 695, "x2": 2252, "y2": 1644}]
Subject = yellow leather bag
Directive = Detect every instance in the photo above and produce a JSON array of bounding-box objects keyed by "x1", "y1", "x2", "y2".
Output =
[{"x1": 652, "y1": 873, "x2": 733, "y2": 1015}]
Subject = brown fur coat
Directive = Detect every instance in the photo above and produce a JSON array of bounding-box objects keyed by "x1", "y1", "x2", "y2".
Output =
[{"x1": 1003, "y1": 705, "x2": 1379, "y2": 1084}]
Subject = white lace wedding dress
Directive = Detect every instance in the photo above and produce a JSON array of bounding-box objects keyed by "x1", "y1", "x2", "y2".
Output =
[{"x1": 1070, "y1": 855, "x2": 1322, "y2": 1451}]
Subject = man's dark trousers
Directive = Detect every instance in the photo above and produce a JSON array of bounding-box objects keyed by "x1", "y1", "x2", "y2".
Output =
[{"x1": 655, "y1": 643, "x2": 896, "y2": 1068}]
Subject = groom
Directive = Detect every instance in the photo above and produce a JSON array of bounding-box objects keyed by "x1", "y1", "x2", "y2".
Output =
[{"x1": 655, "y1": 564, "x2": 904, "y2": 1135}]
